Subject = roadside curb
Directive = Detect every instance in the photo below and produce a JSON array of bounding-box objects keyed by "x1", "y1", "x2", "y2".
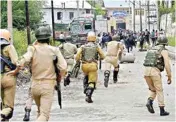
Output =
[
  {"x1": 166, "y1": 46, "x2": 175, "y2": 60},
  {"x1": 168, "y1": 51, "x2": 175, "y2": 60}
]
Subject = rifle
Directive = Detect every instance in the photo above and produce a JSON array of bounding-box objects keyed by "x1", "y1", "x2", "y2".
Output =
[
  {"x1": 99, "y1": 60, "x2": 102, "y2": 70},
  {"x1": 53, "y1": 55, "x2": 62, "y2": 109},
  {"x1": 71, "y1": 61, "x2": 80, "y2": 78},
  {"x1": 1, "y1": 55, "x2": 16, "y2": 73}
]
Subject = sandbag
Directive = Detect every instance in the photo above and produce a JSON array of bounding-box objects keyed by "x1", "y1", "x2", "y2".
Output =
[{"x1": 119, "y1": 52, "x2": 135, "y2": 63}]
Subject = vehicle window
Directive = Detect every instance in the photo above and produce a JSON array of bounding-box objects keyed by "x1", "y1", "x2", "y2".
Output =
[
  {"x1": 85, "y1": 24, "x2": 92, "y2": 30},
  {"x1": 71, "y1": 25, "x2": 81, "y2": 34}
]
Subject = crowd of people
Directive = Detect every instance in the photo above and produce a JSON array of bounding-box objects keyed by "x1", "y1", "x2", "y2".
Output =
[
  {"x1": 0, "y1": 25, "x2": 172, "y2": 122},
  {"x1": 97, "y1": 28, "x2": 166, "y2": 52}
]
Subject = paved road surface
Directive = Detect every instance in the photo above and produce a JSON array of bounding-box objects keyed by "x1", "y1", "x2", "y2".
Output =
[{"x1": 12, "y1": 48, "x2": 175, "y2": 121}]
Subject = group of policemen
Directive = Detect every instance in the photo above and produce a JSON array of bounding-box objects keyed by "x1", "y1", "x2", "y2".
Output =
[{"x1": 0, "y1": 24, "x2": 172, "y2": 121}]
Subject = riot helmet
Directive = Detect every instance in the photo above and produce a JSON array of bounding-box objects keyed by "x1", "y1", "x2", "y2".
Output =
[
  {"x1": 35, "y1": 24, "x2": 51, "y2": 41},
  {"x1": 157, "y1": 36, "x2": 168, "y2": 45},
  {"x1": 87, "y1": 31, "x2": 96, "y2": 42},
  {"x1": 0, "y1": 29, "x2": 11, "y2": 42}
]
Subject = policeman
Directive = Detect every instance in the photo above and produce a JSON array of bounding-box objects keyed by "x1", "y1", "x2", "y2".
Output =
[
  {"x1": 104, "y1": 36, "x2": 124, "y2": 87},
  {"x1": 23, "y1": 41, "x2": 38, "y2": 121},
  {"x1": 75, "y1": 31, "x2": 105, "y2": 103},
  {"x1": 59, "y1": 36, "x2": 77, "y2": 86},
  {"x1": 143, "y1": 36, "x2": 171, "y2": 116},
  {"x1": 0, "y1": 29, "x2": 18, "y2": 121},
  {"x1": 8, "y1": 25, "x2": 67, "y2": 121},
  {"x1": 23, "y1": 87, "x2": 33, "y2": 121}
]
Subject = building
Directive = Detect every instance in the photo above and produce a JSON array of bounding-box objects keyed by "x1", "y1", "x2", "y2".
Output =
[
  {"x1": 104, "y1": 0, "x2": 145, "y2": 32},
  {"x1": 42, "y1": 0, "x2": 93, "y2": 25}
]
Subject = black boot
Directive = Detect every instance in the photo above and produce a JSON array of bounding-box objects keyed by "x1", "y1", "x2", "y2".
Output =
[
  {"x1": 83, "y1": 76, "x2": 88, "y2": 94},
  {"x1": 85, "y1": 87, "x2": 94, "y2": 103},
  {"x1": 23, "y1": 107, "x2": 31, "y2": 121},
  {"x1": 64, "y1": 73, "x2": 71, "y2": 87},
  {"x1": 113, "y1": 70, "x2": 118, "y2": 83},
  {"x1": 146, "y1": 98, "x2": 155, "y2": 113},
  {"x1": 104, "y1": 70, "x2": 110, "y2": 88},
  {"x1": 159, "y1": 106, "x2": 169, "y2": 116}
]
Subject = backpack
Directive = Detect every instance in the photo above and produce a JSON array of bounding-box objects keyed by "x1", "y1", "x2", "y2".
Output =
[{"x1": 143, "y1": 47, "x2": 165, "y2": 72}]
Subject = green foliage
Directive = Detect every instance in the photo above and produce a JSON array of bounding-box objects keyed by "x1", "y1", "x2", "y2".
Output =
[
  {"x1": 49, "y1": 38, "x2": 61, "y2": 47},
  {"x1": 87, "y1": 0, "x2": 105, "y2": 16},
  {"x1": 13, "y1": 29, "x2": 36, "y2": 56},
  {"x1": 13, "y1": 29, "x2": 61, "y2": 56},
  {"x1": 95, "y1": 4, "x2": 105, "y2": 16},
  {"x1": 13, "y1": 29, "x2": 28, "y2": 56},
  {"x1": 158, "y1": 0, "x2": 176, "y2": 24},
  {"x1": 1, "y1": 0, "x2": 45, "y2": 30},
  {"x1": 168, "y1": 36, "x2": 176, "y2": 47}
]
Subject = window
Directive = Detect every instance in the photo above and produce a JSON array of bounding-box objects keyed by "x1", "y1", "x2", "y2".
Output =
[
  {"x1": 171, "y1": 1, "x2": 175, "y2": 8},
  {"x1": 57, "y1": 12, "x2": 62, "y2": 20},
  {"x1": 69, "y1": 12, "x2": 74, "y2": 20},
  {"x1": 85, "y1": 24, "x2": 92, "y2": 30},
  {"x1": 86, "y1": 9, "x2": 90, "y2": 14}
]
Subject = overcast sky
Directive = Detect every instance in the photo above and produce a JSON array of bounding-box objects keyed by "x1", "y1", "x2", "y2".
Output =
[{"x1": 103, "y1": 0, "x2": 156, "y2": 8}]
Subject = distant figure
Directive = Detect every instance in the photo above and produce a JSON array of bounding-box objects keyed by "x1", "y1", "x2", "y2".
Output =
[
  {"x1": 151, "y1": 29, "x2": 156, "y2": 47},
  {"x1": 145, "y1": 29, "x2": 150, "y2": 45},
  {"x1": 159, "y1": 29, "x2": 165, "y2": 37},
  {"x1": 59, "y1": 32, "x2": 65, "y2": 39},
  {"x1": 125, "y1": 34, "x2": 135, "y2": 53},
  {"x1": 139, "y1": 32, "x2": 145, "y2": 50},
  {"x1": 102, "y1": 33, "x2": 109, "y2": 49},
  {"x1": 97, "y1": 33, "x2": 102, "y2": 46},
  {"x1": 155, "y1": 30, "x2": 158, "y2": 40}
]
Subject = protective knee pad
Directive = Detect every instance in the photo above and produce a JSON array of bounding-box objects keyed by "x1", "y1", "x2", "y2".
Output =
[
  {"x1": 67, "y1": 71, "x2": 72, "y2": 76},
  {"x1": 1, "y1": 107, "x2": 14, "y2": 120},
  {"x1": 104, "y1": 70, "x2": 110, "y2": 78},
  {"x1": 86, "y1": 82, "x2": 95, "y2": 97}
]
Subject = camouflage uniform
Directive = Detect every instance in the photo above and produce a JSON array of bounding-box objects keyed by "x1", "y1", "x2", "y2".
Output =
[
  {"x1": 59, "y1": 36, "x2": 77, "y2": 86},
  {"x1": 143, "y1": 36, "x2": 171, "y2": 116},
  {"x1": 75, "y1": 31, "x2": 105, "y2": 103}
]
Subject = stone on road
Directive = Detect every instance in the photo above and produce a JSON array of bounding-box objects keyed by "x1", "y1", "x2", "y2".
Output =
[{"x1": 12, "y1": 48, "x2": 175, "y2": 121}]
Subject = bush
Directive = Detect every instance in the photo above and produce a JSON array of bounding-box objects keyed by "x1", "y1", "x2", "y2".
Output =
[
  {"x1": 13, "y1": 29, "x2": 36, "y2": 56},
  {"x1": 13, "y1": 29, "x2": 28, "y2": 56},
  {"x1": 13, "y1": 29, "x2": 61, "y2": 56},
  {"x1": 168, "y1": 36, "x2": 176, "y2": 47}
]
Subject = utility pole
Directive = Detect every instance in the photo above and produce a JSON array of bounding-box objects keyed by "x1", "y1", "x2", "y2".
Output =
[
  {"x1": 156, "y1": 1, "x2": 159, "y2": 31},
  {"x1": 147, "y1": 0, "x2": 150, "y2": 31},
  {"x1": 165, "y1": 1, "x2": 168, "y2": 32},
  {"x1": 7, "y1": 0, "x2": 13, "y2": 43},
  {"x1": 51, "y1": 0, "x2": 55, "y2": 40},
  {"x1": 25, "y1": 0, "x2": 31, "y2": 45},
  {"x1": 139, "y1": 0, "x2": 142, "y2": 32},
  {"x1": 76, "y1": 0, "x2": 79, "y2": 17},
  {"x1": 0, "y1": 1, "x2": 1, "y2": 28},
  {"x1": 132, "y1": 0, "x2": 135, "y2": 32}
]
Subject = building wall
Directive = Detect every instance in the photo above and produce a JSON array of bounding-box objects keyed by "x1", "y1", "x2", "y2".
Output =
[
  {"x1": 42, "y1": 8, "x2": 92, "y2": 26},
  {"x1": 106, "y1": 7, "x2": 147, "y2": 32}
]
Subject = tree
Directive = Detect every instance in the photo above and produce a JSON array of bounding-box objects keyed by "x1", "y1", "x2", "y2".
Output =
[
  {"x1": 1, "y1": 0, "x2": 45, "y2": 30},
  {"x1": 87, "y1": 0, "x2": 105, "y2": 16},
  {"x1": 158, "y1": 1, "x2": 172, "y2": 30},
  {"x1": 95, "y1": 4, "x2": 105, "y2": 16}
]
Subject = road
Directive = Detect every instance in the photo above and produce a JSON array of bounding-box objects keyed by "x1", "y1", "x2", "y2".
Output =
[{"x1": 12, "y1": 48, "x2": 175, "y2": 121}]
